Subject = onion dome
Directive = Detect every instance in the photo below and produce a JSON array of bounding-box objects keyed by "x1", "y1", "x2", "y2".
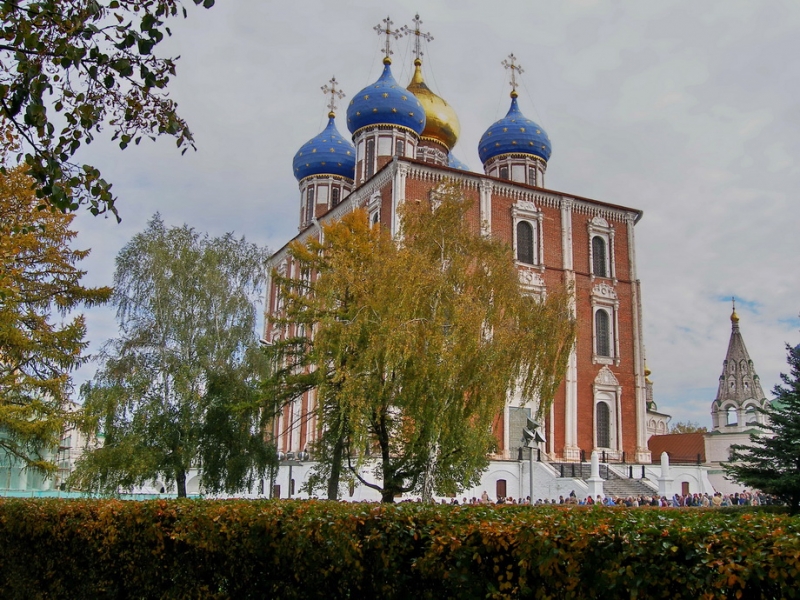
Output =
[
  {"x1": 447, "y1": 153, "x2": 470, "y2": 171},
  {"x1": 347, "y1": 59, "x2": 426, "y2": 137},
  {"x1": 406, "y1": 59, "x2": 460, "y2": 150},
  {"x1": 478, "y1": 94, "x2": 552, "y2": 164},
  {"x1": 292, "y1": 114, "x2": 355, "y2": 182}
]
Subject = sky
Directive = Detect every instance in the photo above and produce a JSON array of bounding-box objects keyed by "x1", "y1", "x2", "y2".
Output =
[{"x1": 70, "y1": 0, "x2": 800, "y2": 426}]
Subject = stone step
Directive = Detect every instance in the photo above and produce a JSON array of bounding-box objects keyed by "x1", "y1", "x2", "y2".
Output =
[{"x1": 548, "y1": 462, "x2": 658, "y2": 498}]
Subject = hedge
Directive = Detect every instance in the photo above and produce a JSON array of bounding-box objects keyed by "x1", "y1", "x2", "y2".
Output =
[{"x1": 0, "y1": 499, "x2": 798, "y2": 599}]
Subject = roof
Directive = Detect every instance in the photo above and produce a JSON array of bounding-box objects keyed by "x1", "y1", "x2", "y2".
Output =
[{"x1": 648, "y1": 432, "x2": 706, "y2": 463}]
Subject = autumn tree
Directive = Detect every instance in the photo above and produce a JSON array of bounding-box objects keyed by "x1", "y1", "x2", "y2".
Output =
[
  {"x1": 669, "y1": 421, "x2": 708, "y2": 434},
  {"x1": 0, "y1": 0, "x2": 214, "y2": 218},
  {"x1": 71, "y1": 215, "x2": 272, "y2": 497},
  {"x1": 0, "y1": 166, "x2": 111, "y2": 474},
  {"x1": 725, "y1": 343, "x2": 800, "y2": 515},
  {"x1": 267, "y1": 187, "x2": 576, "y2": 503}
]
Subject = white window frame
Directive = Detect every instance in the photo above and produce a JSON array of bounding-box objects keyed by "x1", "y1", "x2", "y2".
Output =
[
  {"x1": 591, "y1": 282, "x2": 620, "y2": 366},
  {"x1": 593, "y1": 366, "x2": 622, "y2": 456},
  {"x1": 587, "y1": 215, "x2": 616, "y2": 281},
  {"x1": 512, "y1": 200, "x2": 543, "y2": 269},
  {"x1": 368, "y1": 191, "x2": 381, "y2": 226}
]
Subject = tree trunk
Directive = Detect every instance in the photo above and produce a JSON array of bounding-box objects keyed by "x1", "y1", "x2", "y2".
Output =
[
  {"x1": 420, "y1": 440, "x2": 439, "y2": 503},
  {"x1": 176, "y1": 469, "x2": 187, "y2": 498},
  {"x1": 326, "y1": 434, "x2": 344, "y2": 500}
]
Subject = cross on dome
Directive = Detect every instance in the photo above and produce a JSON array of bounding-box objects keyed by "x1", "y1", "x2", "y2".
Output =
[
  {"x1": 401, "y1": 13, "x2": 433, "y2": 63},
  {"x1": 374, "y1": 16, "x2": 403, "y2": 64},
  {"x1": 502, "y1": 53, "x2": 524, "y2": 98},
  {"x1": 321, "y1": 76, "x2": 345, "y2": 118}
]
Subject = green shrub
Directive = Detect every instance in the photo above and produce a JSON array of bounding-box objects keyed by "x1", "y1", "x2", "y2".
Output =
[{"x1": 0, "y1": 500, "x2": 797, "y2": 599}]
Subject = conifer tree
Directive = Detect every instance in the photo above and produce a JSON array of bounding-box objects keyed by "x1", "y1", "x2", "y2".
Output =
[
  {"x1": 267, "y1": 187, "x2": 576, "y2": 502},
  {"x1": 725, "y1": 342, "x2": 800, "y2": 514}
]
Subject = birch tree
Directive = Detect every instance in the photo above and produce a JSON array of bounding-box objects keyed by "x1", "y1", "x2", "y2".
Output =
[{"x1": 71, "y1": 215, "x2": 272, "y2": 497}]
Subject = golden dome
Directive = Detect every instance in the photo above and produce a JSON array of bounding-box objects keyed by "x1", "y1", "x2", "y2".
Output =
[{"x1": 406, "y1": 59, "x2": 460, "y2": 151}]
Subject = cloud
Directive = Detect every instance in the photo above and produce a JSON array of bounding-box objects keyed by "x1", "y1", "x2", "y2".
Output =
[{"x1": 67, "y1": 1, "x2": 799, "y2": 428}]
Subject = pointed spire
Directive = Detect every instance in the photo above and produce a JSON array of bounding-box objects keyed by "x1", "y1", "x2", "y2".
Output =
[{"x1": 716, "y1": 307, "x2": 765, "y2": 407}]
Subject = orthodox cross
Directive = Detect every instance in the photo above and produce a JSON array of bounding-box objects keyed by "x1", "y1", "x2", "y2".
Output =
[
  {"x1": 321, "y1": 76, "x2": 345, "y2": 117},
  {"x1": 401, "y1": 13, "x2": 433, "y2": 62},
  {"x1": 374, "y1": 16, "x2": 403, "y2": 62},
  {"x1": 502, "y1": 53, "x2": 524, "y2": 97}
]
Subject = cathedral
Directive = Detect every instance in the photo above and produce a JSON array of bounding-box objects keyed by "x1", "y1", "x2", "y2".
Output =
[{"x1": 264, "y1": 16, "x2": 656, "y2": 497}]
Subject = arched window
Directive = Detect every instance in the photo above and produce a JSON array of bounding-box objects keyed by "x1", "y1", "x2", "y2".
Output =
[
  {"x1": 395, "y1": 139, "x2": 405, "y2": 157},
  {"x1": 726, "y1": 406, "x2": 738, "y2": 426},
  {"x1": 745, "y1": 406, "x2": 757, "y2": 425},
  {"x1": 595, "y1": 309, "x2": 611, "y2": 357},
  {"x1": 528, "y1": 166, "x2": 537, "y2": 186},
  {"x1": 305, "y1": 187, "x2": 315, "y2": 224},
  {"x1": 596, "y1": 402, "x2": 611, "y2": 448},
  {"x1": 499, "y1": 166, "x2": 509, "y2": 180},
  {"x1": 592, "y1": 236, "x2": 607, "y2": 277},
  {"x1": 365, "y1": 138, "x2": 375, "y2": 178},
  {"x1": 331, "y1": 186, "x2": 340, "y2": 208},
  {"x1": 516, "y1": 221, "x2": 535, "y2": 264}
]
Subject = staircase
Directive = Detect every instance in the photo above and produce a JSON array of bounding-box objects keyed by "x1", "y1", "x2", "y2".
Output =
[{"x1": 549, "y1": 462, "x2": 659, "y2": 499}]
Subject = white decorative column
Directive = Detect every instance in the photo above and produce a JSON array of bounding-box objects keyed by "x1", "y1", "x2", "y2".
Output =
[
  {"x1": 561, "y1": 198, "x2": 579, "y2": 459},
  {"x1": 391, "y1": 161, "x2": 408, "y2": 238},
  {"x1": 587, "y1": 451, "x2": 604, "y2": 499},
  {"x1": 479, "y1": 179, "x2": 493, "y2": 236},
  {"x1": 657, "y1": 452, "x2": 673, "y2": 498},
  {"x1": 627, "y1": 213, "x2": 650, "y2": 463}
]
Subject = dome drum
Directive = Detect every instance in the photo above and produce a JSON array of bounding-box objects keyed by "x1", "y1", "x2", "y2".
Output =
[
  {"x1": 484, "y1": 153, "x2": 547, "y2": 187},
  {"x1": 354, "y1": 126, "x2": 418, "y2": 183},
  {"x1": 416, "y1": 143, "x2": 448, "y2": 167},
  {"x1": 298, "y1": 177, "x2": 352, "y2": 229}
]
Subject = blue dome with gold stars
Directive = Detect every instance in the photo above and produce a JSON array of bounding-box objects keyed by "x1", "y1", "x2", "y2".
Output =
[
  {"x1": 478, "y1": 96, "x2": 552, "y2": 164},
  {"x1": 347, "y1": 61, "x2": 426, "y2": 137},
  {"x1": 292, "y1": 115, "x2": 356, "y2": 182},
  {"x1": 447, "y1": 154, "x2": 470, "y2": 171}
]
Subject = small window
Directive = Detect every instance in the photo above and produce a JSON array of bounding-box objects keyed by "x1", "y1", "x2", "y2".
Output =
[
  {"x1": 516, "y1": 221, "x2": 535, "y2": 264},
  {"x1": 499, "y1": 166, "x2": 509, "y2": 180},
  {"x1": 305, "y1": 187, "x2": 315, "y2": 224},
  {"x1": 331, "y1": 187, "x2": 340, "y2": 208},
  {"x1": 596, "y1": 402, "x2": 611, "y2": 448},
  {"x1": 595, "y1": 309, "x2": 611, "y2": 357},
  {"x1": 528, "y1": 166, "x2": 536, "y2": 186},
  {"x1": 365, "y1": 139, "x2": 375, "y2": 178},
  {"x1": 395, "y1": 139, "x2": 405, "y2": 157},
  {"x1": 592, "y1": 236, "x2": 607, "y2": 277},
  {"x1": 371, "y1": 211, "x2": 380, "y2": 226},
  {"x1": 726, "y1": 407, "x2": 738, "y2": 426}
]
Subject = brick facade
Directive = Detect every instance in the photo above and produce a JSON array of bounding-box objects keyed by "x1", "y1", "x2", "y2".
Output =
[{"x1": 266, "y1": 156, "x2": 651, "y2": 464}]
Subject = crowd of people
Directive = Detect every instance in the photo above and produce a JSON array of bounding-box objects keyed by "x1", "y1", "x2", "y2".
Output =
[{"x1": 436, "y1": 490, "x2": 781, "y2": 507}]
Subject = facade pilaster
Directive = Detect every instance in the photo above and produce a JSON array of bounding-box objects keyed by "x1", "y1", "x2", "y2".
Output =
[
  {"x1": 627, "y1": 214, "x2": 650, "y2": 462},
  {"x1": 561, "y1": 197, "x2": 580, "y2": 460}
]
